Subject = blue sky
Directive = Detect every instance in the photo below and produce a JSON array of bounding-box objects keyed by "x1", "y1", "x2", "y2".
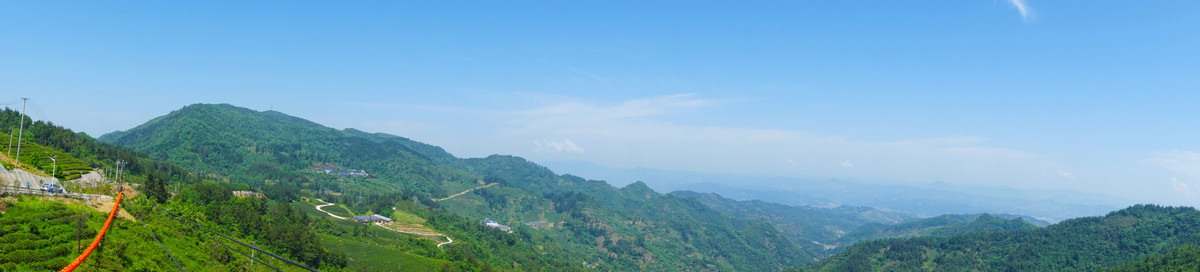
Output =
[{"x1": 2, "y1": 1, "x2": 1199, "y2": 205}]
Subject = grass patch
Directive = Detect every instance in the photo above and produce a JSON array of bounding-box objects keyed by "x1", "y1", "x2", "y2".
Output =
[{"x1": 389, "y1": 209, "x2": 426, "y2": 225}]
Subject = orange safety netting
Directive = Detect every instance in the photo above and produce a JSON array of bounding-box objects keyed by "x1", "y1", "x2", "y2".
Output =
[{"x1": 60, "y1": 192, "x2": 123, "y2": 272}]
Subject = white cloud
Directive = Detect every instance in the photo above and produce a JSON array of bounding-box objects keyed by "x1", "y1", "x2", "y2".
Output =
[
  {"x1": 1009, "y1": 0, "x2": 1033, "y2": 21},
  {"x1": 1171, "y1": 178, "x2": 1195, "y2": 197},
  {"x1": 534, "y1": 140, "x2": 585, "y2": 153},
  {"x1": 463, "y1": 93, "x2": 1068, "y2": 190},
  {"x1": 1057, "y1": 169, "x2": 1075, "y2": 179},
  {"x1": 1147, "y1": 151, "x2": 1200, "y2": 179}
]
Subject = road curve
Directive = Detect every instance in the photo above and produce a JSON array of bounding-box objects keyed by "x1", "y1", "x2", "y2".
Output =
[
  {"x1": 437, "y1": 236, "x2": 453, "y2": 248},
  {"x1": 324, "y1": 200, "x2": 455, "y2": 248},
  {"x1": 315, "y1": 199, "x2": 349, "y2": 220}
]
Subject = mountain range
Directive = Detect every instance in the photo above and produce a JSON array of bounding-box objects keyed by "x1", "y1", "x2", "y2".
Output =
[
  {"x1": 542, "y1": 160, "x2": 1120, "y2": 222},
  {"x1": 3, "y1": 103, "x2": 1196, "y2": 271}
]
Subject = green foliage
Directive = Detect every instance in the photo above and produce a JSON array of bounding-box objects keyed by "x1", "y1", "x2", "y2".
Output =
[
  {"x1": 0, "y1": 197, "x2": 91, "y2": 271},
  {"x1": 1107, "y1": 244, "x2": 1200, "y2": 271},
  {"x1": 171, "y1": 181, "x2": 348, "y2": 269},
  {"x1": 98, "y1": 104, "x2": 477, "y2": 198},
  {"x1": 0, "y1": 107, "x2": 193, "y2": 183},
  {"x1": 143, "y1": 173, "x2": 169, "y2": 204},
  {"x1": 434, "y1": 155, "x2": 815, "y2": 271},
  {"x1": 0, "y1": 196, "x2": 288, "y2": 271},
  {"x1": 105, "y1": 103, "x2": 816, "y2": 271},
  {"x1": 0, "y1": 131, "x2": 90, "y2": 180},
  {"x1": 834, "y1": 213, "x2": 1040, "y2": 247},
  {"x1": 673, "y1": 190, "x2": 914, "y2": 254},
  {"x1": 805, "y1": 204, "x2": 1200, "y2": 272}
]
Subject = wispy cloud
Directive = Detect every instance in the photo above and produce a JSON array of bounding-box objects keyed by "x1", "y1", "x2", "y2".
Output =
[
  {"x1": 534, "y1": 140, "x2": 585, "y2": 153},
  {"x1": 503, "y1": 93, "x2": 1068, "y2": 189},
  {"x1": 1171, "y1": 178, "x2": 1195, "y2": 197},
  {"x1": 1057, "y1": 169, "x2": 1075, "y2": 179},
  {"x1": 523, "y1": 93, "x2": 710, "y2": 120},
  {"x1": 1147, "y1": 151, "x2": 1200, "y2": 179},
  {"x1": 1146, "y1": 151, "x2": 1200, "y2": 198},
  {"x1": 1009, "y1": 0, "x2": 1033, "y2": 21}
]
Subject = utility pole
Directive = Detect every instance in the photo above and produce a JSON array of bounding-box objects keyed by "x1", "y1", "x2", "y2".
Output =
[
  {"x1": 6, "y1": 128, "x2": 12, "y2": 157},
  {"x1": 115, "y1": 160, "x2": 126, "y2": 193},
  {"x1": 14, "y1": 97, "x2": 28, "y2": 168}
]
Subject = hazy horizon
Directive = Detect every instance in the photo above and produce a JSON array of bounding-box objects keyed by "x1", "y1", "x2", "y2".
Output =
[{"x1": 4, "y1": 1, "x2": 1199, "y2": 207}]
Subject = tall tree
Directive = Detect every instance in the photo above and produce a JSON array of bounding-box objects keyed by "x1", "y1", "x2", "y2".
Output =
[{"x1": 145, "y1": 173, "x2": 169, "y2": 204}]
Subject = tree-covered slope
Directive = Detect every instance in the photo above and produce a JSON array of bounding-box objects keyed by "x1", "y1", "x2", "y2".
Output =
[
  {"x1": 102, "y1": 103, "x2": 819, "y2": 271},
  {"x1": 805, "y1": 204, "x2": 1200, "y2": 272},
  {"x1": 670, "y1": 191, "x2": 912, "y2": 251},
  {"x1": 3, "y1": 105, "x2": 583, "y2": 271},
  {"x1": 670, "y1": 190, "x2": 1042, "y2": 258},
  {"x1": 1, "y1": 108, "x2": 190, "y2": 182},
  {"x1": 834, "y1": 213, "x2": 1041, "y2": 247},
  {"x1": 1106, "y1": 244, "x2": 1200, "y2": 272},
  {"x1": 99, "y1": 103, "x2": 478, "y2": 198}
]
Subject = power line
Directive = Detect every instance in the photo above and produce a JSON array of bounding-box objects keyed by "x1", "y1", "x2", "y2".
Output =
[
  {"x1": 153, "y1": 200, "x2": 320, "y2": 272},
  {"x1": 130, "y1": 196, "x2": 185, "y2": 272},
  {"x1": 158, "y1": 206, "x2": 319, "y2": 272},
  {"x1": 25, "y1": 100, "x2": 51, "y2": 125},
  {"x1": 161, "y1": 204, "x2": 319, "y2": 272},
  {"x1": 151, "y1": 202, "x2": 284, "y2": 272}
]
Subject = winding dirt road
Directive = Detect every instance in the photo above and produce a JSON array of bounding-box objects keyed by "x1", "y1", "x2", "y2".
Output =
[
  {"x1": 317, "y1": 199, "x2": 455, "y2": 248},
  {"x1": 433, "y1": 183, "x2": 497, "y2": 202},
  {"x1": 315, "y1": 199, "x2": 349, "y2": 220}
]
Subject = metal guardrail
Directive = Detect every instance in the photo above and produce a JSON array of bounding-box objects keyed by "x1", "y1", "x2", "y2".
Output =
[{"x1": 0, "y1": 185, "x2": 113, "y2": 200}]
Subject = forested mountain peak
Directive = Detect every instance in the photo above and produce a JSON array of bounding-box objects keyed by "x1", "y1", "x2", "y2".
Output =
[
  {"x1": 97, "y1": 103, "x2": 474, "y2": 197},
  {"x1": 620, "y1": 181, "x2": 657, "y2": 199}
]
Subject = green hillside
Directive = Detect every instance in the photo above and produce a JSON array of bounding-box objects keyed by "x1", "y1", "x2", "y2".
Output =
[
  {"x1": 3, "y1": 105, "x2": 581, "y2": 271},
  {"x1": 834, "y1": 213, "x2": 1041, "y2": 247},
  {"x1": 99, "y1": 103, "x2": 819, "y2": 271},
  {"x1": 99, "y1": 104, "x2": 478, "y2": 199},
  {"x1": 0, "y1": 131, "x2": 91, "y2": 180},
  {"x1": 0, "y1": 108, "x2": 193, "y2": 185},
  {"x1": 671, "y1": 191, "x2": 912, "y2": 251},
  {"x1": 805, "y1": 204, "x2": 1200, "y2": 272},
  {"x1": 1106, "y1": 244, "x2": 1200, "y2": 271},
  {"x1": 0, "y1": 194, "x2": 338, "y2": 271}
]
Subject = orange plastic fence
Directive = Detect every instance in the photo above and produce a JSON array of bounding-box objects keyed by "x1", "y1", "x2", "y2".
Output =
[{"x1": 60, "y1": 192, "x2": 123, "y2": 272}]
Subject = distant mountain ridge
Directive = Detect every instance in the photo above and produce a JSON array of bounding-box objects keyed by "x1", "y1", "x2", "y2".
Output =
[
  {"x1": 806, "y1": 204, "x2": 1200, "y2": 271},
  {"x1": 672, "y1": 190, "x2": 1044, "y2": 256},
  {"x1": 542, "y1": 160, "x2": 1118, "y2": 222},
  {"x1": 833, "y1": 213, "x2": 1042, "y2": 247}
]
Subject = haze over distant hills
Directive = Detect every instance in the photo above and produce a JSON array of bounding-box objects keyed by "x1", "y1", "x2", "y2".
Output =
[{"x1": 542, "y1": 160, "x2": 1121, "y2": 222}]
